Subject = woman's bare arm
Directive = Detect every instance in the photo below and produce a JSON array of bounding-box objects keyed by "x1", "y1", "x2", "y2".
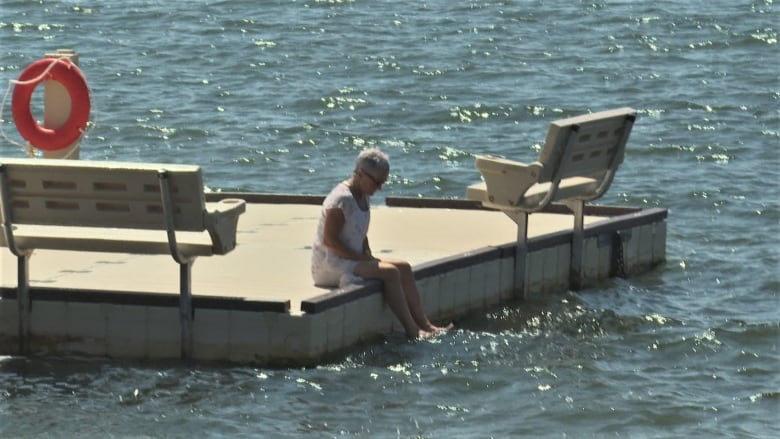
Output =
[{"x1": 322, "y1": 207, "x2": 371, "y2": 260}]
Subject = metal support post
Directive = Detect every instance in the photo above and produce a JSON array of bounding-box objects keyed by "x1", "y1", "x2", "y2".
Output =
[
  {"x1": 17, "y1": 254, "x2": 31, "y2": 354},
  {"x1": 504, "y1": 211, "x2": 529, "y2": 299},
  {"x1": 567, "y1": 199, "x2": 585, "y2": 290},
  {"x1": 179, "y1": 262, "x2": 194, "y2": 359}
]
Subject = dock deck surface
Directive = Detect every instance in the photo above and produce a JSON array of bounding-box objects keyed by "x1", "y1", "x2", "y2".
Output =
[{"x1": 1, "y1": 202, "x2": 606, "y2": 315}]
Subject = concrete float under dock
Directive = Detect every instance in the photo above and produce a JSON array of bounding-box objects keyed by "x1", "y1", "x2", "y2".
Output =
[{"x1": 0, "y1": 194, "x2": 667, "y2": 365}]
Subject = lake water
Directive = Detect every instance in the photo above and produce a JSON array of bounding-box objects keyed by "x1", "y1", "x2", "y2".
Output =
[{"x1": 1, "y1": 1, "x2": 778, "y2": 437}]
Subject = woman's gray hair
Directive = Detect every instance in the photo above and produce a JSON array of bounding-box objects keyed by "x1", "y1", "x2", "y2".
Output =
[{"x1": 355, "y1": 147, "x2": 390, "y2": 177}]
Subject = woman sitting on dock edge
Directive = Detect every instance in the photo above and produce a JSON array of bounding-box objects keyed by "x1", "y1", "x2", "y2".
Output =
[{"x1": 311, "y1": 147, "x2": 453, "y2": 339}]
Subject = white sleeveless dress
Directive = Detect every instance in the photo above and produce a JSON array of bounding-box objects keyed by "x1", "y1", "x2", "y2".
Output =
[{"x1": 311, "y1": 183, "x2": 370, "y2": 287}]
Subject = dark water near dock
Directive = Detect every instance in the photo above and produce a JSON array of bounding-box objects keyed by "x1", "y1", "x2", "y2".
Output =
[{"x1": 1, "y1": 1, "x2": 778, "y2": 437}]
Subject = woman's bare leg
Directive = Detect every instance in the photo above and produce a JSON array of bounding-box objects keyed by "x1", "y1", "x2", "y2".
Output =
[
  {"x1": 354, "y1": 260, "x2": 431, "y2": 338},
  {"x1": 382, "y1": 258, "x2": 454, "y2": 333}
]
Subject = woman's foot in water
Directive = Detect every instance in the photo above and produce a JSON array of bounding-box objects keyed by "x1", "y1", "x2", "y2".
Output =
[
  {"x1": 417, "y1": 329, "x2": 436, "y2": 339},
  {"x1": 427, "y1": 322, "x2": 455, "y2": 334}
]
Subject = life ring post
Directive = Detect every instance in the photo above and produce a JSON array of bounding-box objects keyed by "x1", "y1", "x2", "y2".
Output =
[{"x1": 42, "y1": 49, "x2": 81, "y2": 159}]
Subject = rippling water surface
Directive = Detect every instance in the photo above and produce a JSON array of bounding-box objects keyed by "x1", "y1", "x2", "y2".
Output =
[{"x1": 1, "y1": 1, "x2": 778, "y2": 437}]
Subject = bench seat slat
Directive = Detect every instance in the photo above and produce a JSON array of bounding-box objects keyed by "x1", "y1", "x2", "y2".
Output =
[
  {"x1": 466, "y1": 177, "x2": 600, "y2": 211},
  {"x1": 10, "y1": 196, "x2": 203, "y2": 230},
  {"x1": 2, "y1": 225, "x2": 215, "y2": 257}
]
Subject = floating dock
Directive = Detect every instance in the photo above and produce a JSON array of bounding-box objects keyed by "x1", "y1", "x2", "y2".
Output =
[{"x1": 0, "y1": 194, "x2": 667, "y2": 365}]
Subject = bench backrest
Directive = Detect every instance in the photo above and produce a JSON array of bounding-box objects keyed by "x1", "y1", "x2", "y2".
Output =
[
  {"x1": 537, "y1": 107, "x2": 636, "y2": 183},
  {"x1": 0, "y1": 158, "x2": 207, "y2": 231}
]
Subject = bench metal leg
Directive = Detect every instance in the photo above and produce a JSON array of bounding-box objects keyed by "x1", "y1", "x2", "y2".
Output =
[
  {"x1": 504, "y1": 211, "x2": 529, "y2": 299},
  {"x1": 567, "y1": 200, "x2": 585, "y2": 290},
  {"x1": 158, "y1": 170, "x2": 195, "y2": 359},
  {"x1": 17, "y1": 254, "x2": 31, "y2": 355},
  {"x1": 179, "y1": 262, "x2": 194, "y2": 359}
]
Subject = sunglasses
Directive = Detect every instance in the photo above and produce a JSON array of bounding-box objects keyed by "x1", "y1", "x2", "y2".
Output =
[{"x1": 362, "y1": 170, "x2": 386, "y2": 188}]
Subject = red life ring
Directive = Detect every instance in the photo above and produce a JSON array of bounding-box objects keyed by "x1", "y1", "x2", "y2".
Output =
[{"x1": 11, "y1": 58, "x2": 91, "y2": 151}]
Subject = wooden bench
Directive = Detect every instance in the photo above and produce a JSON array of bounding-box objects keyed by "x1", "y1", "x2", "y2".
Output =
[
  {"x1": 466, "y1": 107, "x2": 637, "y2": 293},
  {"x1": 0, "y1": 158, "x2": 246, "y2": 358}
]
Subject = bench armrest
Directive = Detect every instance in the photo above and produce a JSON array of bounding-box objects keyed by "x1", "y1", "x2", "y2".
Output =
[
  {"x1": 475, "y1": 155, "x2": 544, "y2": 210},
  {"x1": 204, "y1": 198, "x2": 247, "y2": 254}
]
